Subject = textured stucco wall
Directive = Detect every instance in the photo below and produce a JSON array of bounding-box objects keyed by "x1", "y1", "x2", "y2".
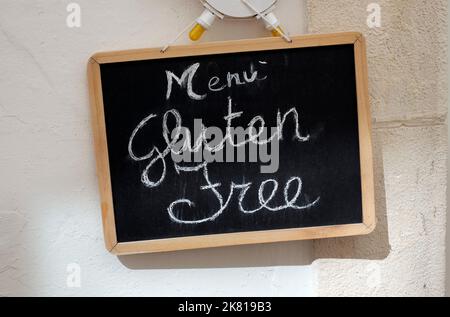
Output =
[
  {"x1": 307, "y1": 0, "x2": 448, "y2": 296},
  {"x1": 447, "y1": 1, "x2": 450, "y2": 296},
  {"x1": 0, "y1": 0, "x2": 314, "y2": 297}
]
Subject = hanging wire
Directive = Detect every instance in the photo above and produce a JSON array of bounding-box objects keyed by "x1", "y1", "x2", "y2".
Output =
[{"x1": 161, "y1": 19, "x2": 198, "y2": 53}]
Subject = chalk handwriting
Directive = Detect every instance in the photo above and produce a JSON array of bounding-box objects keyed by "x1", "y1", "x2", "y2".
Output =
[
  {"x1": 128, "y1": 101, "x2": 319, "y2": 224},
  {"x1": 168, "y1": 162, "x2": 320, "y2": 224},
  {"x1": 166, "y1": 63, "x2": 206, "y2": 101},
  {"x1": 128, "y1": 61, "x2": 320, "y2": 224},
  {"x1": 166, "y1": 62, "x2": 267, "y2": 100}
]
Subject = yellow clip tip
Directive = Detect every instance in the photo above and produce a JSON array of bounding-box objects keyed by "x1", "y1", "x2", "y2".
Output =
[{"x1": 189, "y1": 24, "x2": 206, "y2": 41}]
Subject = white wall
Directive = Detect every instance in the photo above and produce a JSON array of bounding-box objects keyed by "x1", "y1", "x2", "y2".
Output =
[
  {"x1": 447, "y1": 0, "x2": 450, "y2": 297},
  {"x1": 308, "y1": 0, "x2": 448, "y2": 297},
  {"x1": 0, "y1": 0, "x2": 314, "y2": 296}
]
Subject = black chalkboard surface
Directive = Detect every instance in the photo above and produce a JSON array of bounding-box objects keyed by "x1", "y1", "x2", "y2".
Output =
[{"x1": 88, "y1": 33, "x2": 375, "y2": 255}]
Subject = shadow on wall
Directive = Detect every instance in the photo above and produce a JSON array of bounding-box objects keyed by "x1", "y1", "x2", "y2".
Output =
[
  {"x1": 313, "y1": 129, "x2": 391, "y2": 260},
  {"x1": 119, "y1": 240, "x2": 313, "y2": 269},
  {"x1": 119, "y1": 130, "x2": 391, "y2": 270}
]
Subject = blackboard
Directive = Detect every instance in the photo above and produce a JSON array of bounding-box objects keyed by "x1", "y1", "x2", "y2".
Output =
[{"x1": 88, "y1": 33, "x2": 375, "y2": 255}]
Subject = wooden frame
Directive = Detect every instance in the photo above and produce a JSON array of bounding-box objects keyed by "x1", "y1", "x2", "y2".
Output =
[{"x1": 88, "y1": 32, "x2": 375, "y2": 255}]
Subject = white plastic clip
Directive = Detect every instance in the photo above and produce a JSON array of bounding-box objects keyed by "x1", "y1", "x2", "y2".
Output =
[{"x1": 241, "y1": 0, "x2": 292, "y2": 43}]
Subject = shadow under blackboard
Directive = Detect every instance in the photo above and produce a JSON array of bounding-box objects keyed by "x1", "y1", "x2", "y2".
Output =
[
  {"x1": 312, "y1": 130, "x2": 391, "y2": 260},
  {"x1": 119, "y1": 240, "x2": 313, "y2": 269}
]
